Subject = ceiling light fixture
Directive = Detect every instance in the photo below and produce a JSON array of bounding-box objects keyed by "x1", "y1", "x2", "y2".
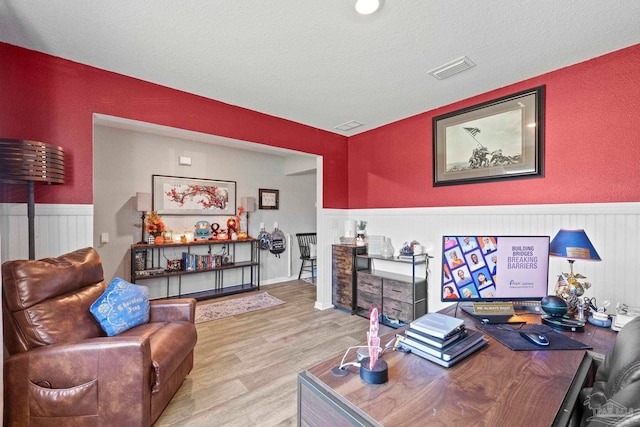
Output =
[{"x1": 355, "y1": 0, "x2": 380, "y2": 15}]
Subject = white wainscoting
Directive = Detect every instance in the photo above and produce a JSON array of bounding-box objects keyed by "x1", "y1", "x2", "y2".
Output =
[
  {"x1": 320, "y1": 202, "x2": 640, "y2": 314},
  {"x1": 2, "y1": 202, "x2": 639, "y2": 317},
  {"x1": 0, "y1": 203, "x2": 93, "y2": 261}
]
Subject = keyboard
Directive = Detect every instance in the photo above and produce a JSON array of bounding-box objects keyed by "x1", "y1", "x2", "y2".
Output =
[{"x1": 513, "y1": 300, "x2": 542, "y2": 313}]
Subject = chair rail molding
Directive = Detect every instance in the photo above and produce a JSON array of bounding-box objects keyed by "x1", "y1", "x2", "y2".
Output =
[{"x1": 2, "y1": 201, "x2": 638, "y2": 314}]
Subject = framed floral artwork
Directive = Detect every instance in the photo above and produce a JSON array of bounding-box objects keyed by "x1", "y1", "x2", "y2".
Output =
[{"x1": 152, "y1": 175, "x2": 236, "y2": 215}]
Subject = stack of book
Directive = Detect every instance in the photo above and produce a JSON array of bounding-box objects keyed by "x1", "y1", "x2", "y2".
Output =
[{"x1": 399, "y1": 312, "x2": 488, "y2": 368}]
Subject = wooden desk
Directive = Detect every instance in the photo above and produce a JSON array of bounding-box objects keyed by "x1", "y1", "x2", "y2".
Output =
[{"x1": 298, "y1": 309, "x2": 616, "y2": 427}]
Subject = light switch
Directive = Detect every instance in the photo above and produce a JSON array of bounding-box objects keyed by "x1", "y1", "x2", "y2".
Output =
[
  {"x1": 100, "y1": 232, "x2": 109, "y2": 243},
  {"x1": 179, "y1": 156, "x2": 192, "y2": 166}
]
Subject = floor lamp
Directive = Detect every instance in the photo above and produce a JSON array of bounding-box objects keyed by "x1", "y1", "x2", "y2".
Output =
[{"x1": 0, "y1": 139, "x2": 65, "y2": 260}]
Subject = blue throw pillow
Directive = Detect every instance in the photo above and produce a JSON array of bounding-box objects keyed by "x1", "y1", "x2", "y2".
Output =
[{"x1": 90, "y1": 277, "x2": 150, "y2": 336}]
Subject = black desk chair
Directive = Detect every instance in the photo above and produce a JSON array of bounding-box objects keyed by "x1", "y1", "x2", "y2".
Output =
[
  {"x1": 296, "y1": 233, "x2": 317, "y2": 281},
  {"x1": 577, "y1": 316, "x2": 640, "y2": 426}
]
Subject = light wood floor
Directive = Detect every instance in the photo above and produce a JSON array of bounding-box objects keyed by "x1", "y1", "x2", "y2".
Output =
[{"x1": 155, "y1": 280, "x2": 381, "y2": 427}]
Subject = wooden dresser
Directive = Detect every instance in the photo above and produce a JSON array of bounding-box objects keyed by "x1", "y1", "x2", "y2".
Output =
[{"x1": 331, "y1": 244, "x2": 367, "y2": 312}]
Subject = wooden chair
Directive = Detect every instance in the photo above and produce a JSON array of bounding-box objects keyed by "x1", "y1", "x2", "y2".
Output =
[{"x1": 296, "y1": 233, "x2": 317, "y2": 281}]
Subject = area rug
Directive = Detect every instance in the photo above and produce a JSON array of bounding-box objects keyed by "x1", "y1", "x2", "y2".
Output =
[{"x1": 195, "y1": 292, "x2": 285, "y2": 324}]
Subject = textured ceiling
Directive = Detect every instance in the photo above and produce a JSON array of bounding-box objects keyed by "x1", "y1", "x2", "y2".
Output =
[{"x1": 2, "y1": 0, "x2": 640, "y2": 135}]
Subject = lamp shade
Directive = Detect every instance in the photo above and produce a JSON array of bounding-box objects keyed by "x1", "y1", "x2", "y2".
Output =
[
  {"x1": 0, "y1": 139, "x2": 64, "y2": 184},
  {"x1": 136, "y1": 192, "x2": 152, "y2": 212},
  {"x1": 549, "y1": 229, "x2": 601, "y2": 261},
  {"x1": 241, "y1": 196, "x2": 256, "y2": 213}
]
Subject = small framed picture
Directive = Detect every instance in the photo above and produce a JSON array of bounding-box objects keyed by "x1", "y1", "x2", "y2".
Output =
[{"x1": 259, "y1": 189, "x2": 279, "y2": 210}]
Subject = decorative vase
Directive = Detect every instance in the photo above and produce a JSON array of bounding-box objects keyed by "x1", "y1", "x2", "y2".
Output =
[
  {"x1": 154, "y1": 235, "x2": 165, "y2": 245},
  {"x1": 356, "y1": 230, "x2": 366, "y2": 246},
  {"x1": 381, "y1": 238, "x2": 394, "y2": 258}
]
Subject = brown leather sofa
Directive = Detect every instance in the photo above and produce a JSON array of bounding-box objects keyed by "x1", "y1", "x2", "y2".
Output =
[{"x1": 3, "y1": 247, "x2": 198, "y2": 426}]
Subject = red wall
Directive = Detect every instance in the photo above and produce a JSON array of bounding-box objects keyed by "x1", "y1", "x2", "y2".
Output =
[
  {"x1": 348, "y1": 44, "x2": 640, "y2": 208},
  {"x1": 0, "y1": 43, "x2": 349, "y2": 207},
  {"x1": 2, "y1": 42, "x2": 640, "y2": 210}
]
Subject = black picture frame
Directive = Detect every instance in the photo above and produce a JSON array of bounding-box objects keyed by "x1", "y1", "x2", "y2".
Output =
[
  {"x1": 259, "y1": 188, "x2": 279, "y2": 210},
  {"x1": 433, "y1": 86, "x2": 544, "y2": 186}
]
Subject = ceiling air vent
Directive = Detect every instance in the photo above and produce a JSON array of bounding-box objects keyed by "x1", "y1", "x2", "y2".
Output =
[
  {"x1": 429, "y1": 56, "x2": 476, "y2": 80},
  {"x1": 334, "y1": 120, "x2": 364, "y2": 132}
]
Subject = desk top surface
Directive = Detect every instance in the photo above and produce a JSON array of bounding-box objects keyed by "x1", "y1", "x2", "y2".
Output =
[{"x1": 304, "y1": 308, "x2": 616, "y2": 427}]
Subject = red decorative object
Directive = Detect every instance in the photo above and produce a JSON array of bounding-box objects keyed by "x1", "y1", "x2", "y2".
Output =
[
  {"x1": 226, "y1": 217, "x2": 238, "y2": 233},
  {"x1": 154, "y1": 235, "x2": 165, "y2": 245}
]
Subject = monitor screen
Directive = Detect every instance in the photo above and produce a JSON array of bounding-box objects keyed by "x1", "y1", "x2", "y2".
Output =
[{"x1": 440, "y1": 235, "x2": 550, "y2": 302}]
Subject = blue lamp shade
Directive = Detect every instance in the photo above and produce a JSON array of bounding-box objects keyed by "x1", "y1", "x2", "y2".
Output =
[{"x1": 549, "y1": 229, "x2": 601, "y2": 261}]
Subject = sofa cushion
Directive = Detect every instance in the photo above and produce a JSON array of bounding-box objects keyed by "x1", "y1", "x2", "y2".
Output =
[
  {"x1": 90, "y1": 278, "x2": 150, "y2": 336},
  {"x1": 2, "y1": 247, "x2": 108, "y2": 353}
]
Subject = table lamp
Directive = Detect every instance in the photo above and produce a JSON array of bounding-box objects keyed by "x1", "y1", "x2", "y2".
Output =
[
  {"x1": 136, "y1": 192, "x2": 152, "y2": 244},
  {"x1": 241, "y1": 196, "x2": 256, "y2": 235},
  {"x1": 549, "y1": 229, "x2": 601, "y2": 314}
]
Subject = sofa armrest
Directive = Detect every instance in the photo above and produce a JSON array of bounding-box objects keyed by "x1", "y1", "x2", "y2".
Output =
[
  {"x1": 4, "y1": 336, "x2": 153, "y2": 426},
  {"x1": 149, "y1": 298, "x2": 196, "y2": 323}
]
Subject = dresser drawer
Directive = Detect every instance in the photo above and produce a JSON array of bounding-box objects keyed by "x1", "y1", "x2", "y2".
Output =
[
  {"x1": 382, "y1": 279, "x2": 413, "y2": 302},
  {"x1": 357, "y1": 272, "x2": 382, "y2": 310},
  {"x1": 357, "y1": 272, "x2": 382, "y2": 293},
  {"x1": 382, "y1": 298, "x2": 413, "y2": 323},
  {"x1": 357, "y1": 291, "x2": 381, "y2": 311}
]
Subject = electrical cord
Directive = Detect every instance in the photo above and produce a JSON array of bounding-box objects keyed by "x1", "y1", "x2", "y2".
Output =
[
  {"x1": 336, "y1": 346, "x2": 374, "y2": 371},
  {"x1": 335, "y1": 336, "x2": 398, "y2": 372}
]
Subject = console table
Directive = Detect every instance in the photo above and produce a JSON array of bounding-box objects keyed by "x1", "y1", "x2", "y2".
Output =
[
  {"x1": 298, "y1": 308, "x2": 616, "y2": 426},
  {"x1": 356, "y1": 254, "x2": 429, "y2": 325},
  {"x1": 130, "y1": 238, "x2": 260, "y2": 300}
]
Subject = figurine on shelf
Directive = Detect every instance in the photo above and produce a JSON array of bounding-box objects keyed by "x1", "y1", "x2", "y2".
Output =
[
  {"x1": 194, "y1": 220, "x2": 211, "y2": 240},
  {"x1": 226, "y1": 217, "x2": 238, "y2": 234},
  {"x1": 399, "y1": 242, "x2": 413, "y2": 256},
  {"x1": 210, "y1": 222, "x2": 220, "y2": 239}
]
